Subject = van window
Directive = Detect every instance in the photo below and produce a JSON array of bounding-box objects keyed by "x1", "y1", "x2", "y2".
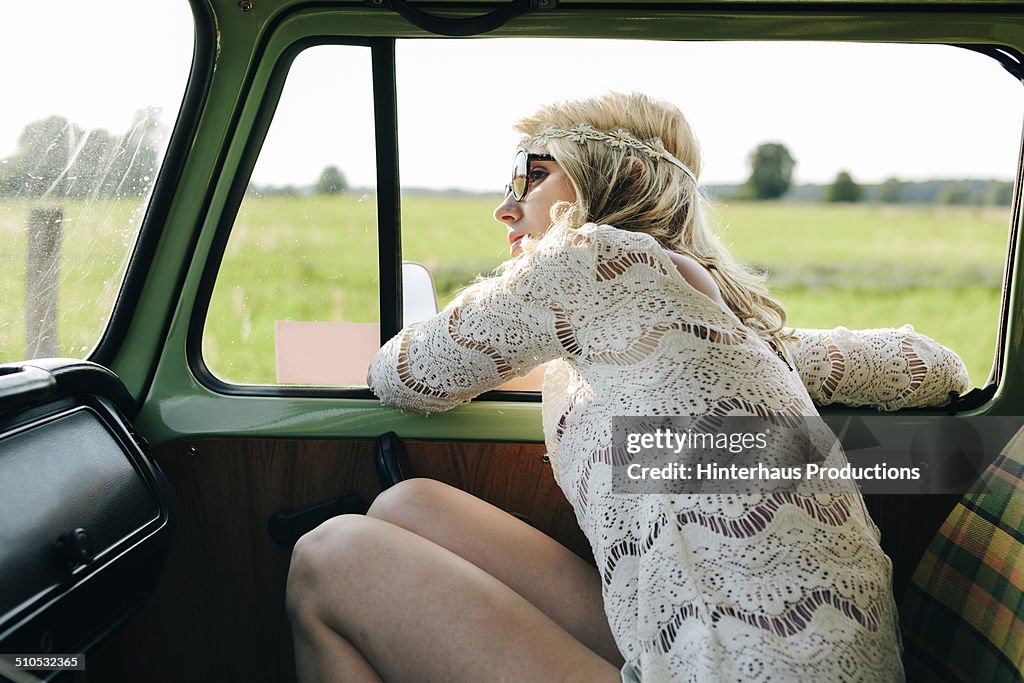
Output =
[
  {"x1": 0, "y1": 0, "x2": 193, "y2": 361},
  {"x1": 202, "y1": 45, "x2": 379, "y2": 386},
  {"x1": 202, "y1": 39, "x2": 1021, "y2": 392}
]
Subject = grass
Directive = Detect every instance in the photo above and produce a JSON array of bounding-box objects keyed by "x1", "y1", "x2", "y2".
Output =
[
  {"x1": 0, "y1": 198, "x2": 144, "y2": 360},
  {"x1": 1, "y1": 196, "x2": 1009, "y2": 389},
  {"x1": 775, "y1": 287, "x2": 998, "y2": 385},
  {"x1": 716, "y1": 202, "x2": 1009, "y2": 270}
]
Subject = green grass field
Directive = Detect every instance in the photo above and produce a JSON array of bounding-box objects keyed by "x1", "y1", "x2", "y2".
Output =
[{"x1": 1, "y1": 195, "x2": 1009, "y2": 389}]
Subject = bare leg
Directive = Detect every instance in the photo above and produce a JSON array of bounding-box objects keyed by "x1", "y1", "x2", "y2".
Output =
[
  {"x1": 286, "y1": 514, "x2": 619, "y2": 683},
  {"x1": 366, "y1": 478, "x2": 623, "y2": 667},
  {"x1": 291, "y1": 602, "x2": 384, "y2": 683}
]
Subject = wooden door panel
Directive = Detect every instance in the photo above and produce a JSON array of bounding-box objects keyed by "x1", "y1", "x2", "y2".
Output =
[{"x1": 87, "y1": 437, "x2": 585, "y2": 682}]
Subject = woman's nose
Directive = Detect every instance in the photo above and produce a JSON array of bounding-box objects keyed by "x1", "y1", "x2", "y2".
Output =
[{"x1": 493, "y1": 192, "x2": 521, "y2": 225}]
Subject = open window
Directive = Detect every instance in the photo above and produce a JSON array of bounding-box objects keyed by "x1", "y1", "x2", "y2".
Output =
[{"x1": 397, "y1": 40, "x2": 1023, "y2": 395}]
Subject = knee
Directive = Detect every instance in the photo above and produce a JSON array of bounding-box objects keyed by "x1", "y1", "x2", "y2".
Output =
[
  {"x1": 367, "y1": 477, "x2": 454, "y2": 527},
  {"x1": 285, "y1": 514, "x2": 378, "y2": 623}
]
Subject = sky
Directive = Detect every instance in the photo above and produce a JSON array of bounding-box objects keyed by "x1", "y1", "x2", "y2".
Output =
[{"x1": 2, "y1": 1, "x2": 1023, "y2": 192}]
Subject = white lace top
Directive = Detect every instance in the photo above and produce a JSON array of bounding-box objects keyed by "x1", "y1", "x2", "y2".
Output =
[{"x1": 369, "y1": 222, "x2": 969, "y2": 682}]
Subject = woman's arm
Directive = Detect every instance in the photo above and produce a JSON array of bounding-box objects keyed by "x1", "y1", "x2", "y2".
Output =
[
  {"x1": 368, "y1": 225, "x2": 595, "y2": 414},
  {"x1": 781, "y1": 324, "x2": 970, "y2": 411}
]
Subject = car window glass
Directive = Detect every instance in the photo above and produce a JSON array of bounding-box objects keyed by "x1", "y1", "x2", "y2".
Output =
[
  {"x1": 202, "y1": 45, "x2": 379, "y2": 386},
  {"x1": 0, "y1": 0, "x2": 193, "y2": 361}
]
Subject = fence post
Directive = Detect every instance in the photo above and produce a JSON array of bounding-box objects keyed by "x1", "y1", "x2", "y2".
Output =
[{"x1": 25, "y1": 207, "x2": 62, "y2": 359}]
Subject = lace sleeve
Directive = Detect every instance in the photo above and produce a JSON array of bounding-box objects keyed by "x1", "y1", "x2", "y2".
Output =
[
  {"x1": 781, "y1": 324, "x2": 970, "y2": 411},
  {"x1": 368, "y1": 225, "x2": 595, "y2": 414}
]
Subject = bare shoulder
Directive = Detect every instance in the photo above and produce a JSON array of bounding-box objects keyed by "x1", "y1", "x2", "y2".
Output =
[{"x1": 664, "y1": 250, "x2": 728, "y2": 307}]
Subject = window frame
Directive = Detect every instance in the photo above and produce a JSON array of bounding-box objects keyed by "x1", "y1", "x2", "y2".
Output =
[{"x1": 189, "y1": 36, "x2": 386, "y2": 400}]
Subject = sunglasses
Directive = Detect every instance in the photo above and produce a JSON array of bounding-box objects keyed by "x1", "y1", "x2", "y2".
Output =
[{"x1": 504, "y1": 150, "x2": 555, "y2": 201}]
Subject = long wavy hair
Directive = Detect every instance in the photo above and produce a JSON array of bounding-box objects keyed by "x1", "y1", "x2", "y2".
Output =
[{"x1": 515, "y1": 91, "x2": 793, "y2": 346}]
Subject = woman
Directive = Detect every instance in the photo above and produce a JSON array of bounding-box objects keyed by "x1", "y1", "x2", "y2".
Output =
[{"x1": 287, "y1": 92, "x2": 965, "y2": 681}]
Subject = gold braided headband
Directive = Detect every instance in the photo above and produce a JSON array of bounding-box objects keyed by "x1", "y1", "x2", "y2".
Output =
[{"x1": 525, "y1": 123, "x2": 698, "y2": 185}]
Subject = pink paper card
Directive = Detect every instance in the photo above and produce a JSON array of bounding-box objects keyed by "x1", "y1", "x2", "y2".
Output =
[
  {"x1": 274, "y1": 320, "x2": 548, "y2": 391},
  {"x1": 275, "y1": 321, "x2": 380, "y2": 386}
]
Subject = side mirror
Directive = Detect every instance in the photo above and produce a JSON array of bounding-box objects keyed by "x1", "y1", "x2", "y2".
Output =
[{"x1": 402, "y1": 261, "x2": 439, "y2": 324}]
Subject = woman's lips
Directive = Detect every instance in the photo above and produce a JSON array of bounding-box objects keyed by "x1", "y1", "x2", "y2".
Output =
[{"x1": 509, "y1": 234, "x2": 525, "y2": 254}]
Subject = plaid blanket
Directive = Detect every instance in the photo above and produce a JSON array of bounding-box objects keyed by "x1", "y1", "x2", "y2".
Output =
[{"x1": 901, "y1": 426, "x2": 1024, "y2": 681}]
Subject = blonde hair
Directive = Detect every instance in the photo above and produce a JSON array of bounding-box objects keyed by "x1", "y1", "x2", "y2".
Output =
[{"x1": 515, "y1": 91, "x2": 793, "y2": 346}]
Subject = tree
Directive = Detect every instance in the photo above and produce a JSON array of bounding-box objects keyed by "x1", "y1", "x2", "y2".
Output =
[
  {"x1": 107, "y1": 106, "x2": 163, "y2": 198},
  {"x1": 0, "y1": 108, "x2": 165, "y2": 199},
  {"x1": 317, "y1": 165, "x2": 347, "y2": 195},
  {"x1": 938, "y1": 182, "x2": 973, "y2": 205},
  {"x1": 6, "y1": 115, "x2": 85, "y2": 197},
  {"x1": 825, "y1": 171, "x2": 863, "y2": 203},
  {"x1": 877, "y1": 177, "x2": 905, "y2": 204},
  {"x1": 743, "y1": 142, "x2": 795, "y2": 200},
  {"x1": 985, "y1": 181, "x2": 1013, "y2": 206}
]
